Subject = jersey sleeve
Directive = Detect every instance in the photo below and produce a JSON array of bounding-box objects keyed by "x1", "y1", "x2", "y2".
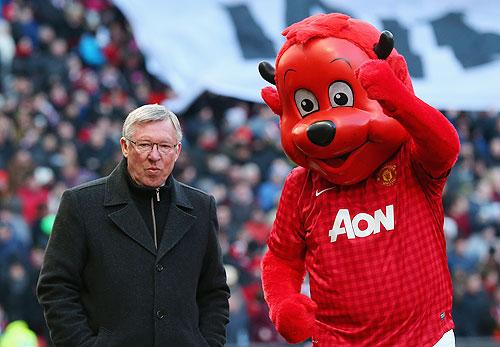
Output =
[
  {"x1": 403, "y1": 143, "x2": 449, "y2": 230},
  {"x1": 407, "y1": 142, "x2": 450, "y2": 200},
  {"x1": 267, "y1": 168, "x2": 307, "y2": 261}
]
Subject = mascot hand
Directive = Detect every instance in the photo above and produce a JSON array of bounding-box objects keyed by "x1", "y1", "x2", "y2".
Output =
[
  {"x1": 356, "y1": 59, "x2": 411, "y2": 116},
  {"x1": 272, "y1": 293, "x2": 317, "y2": 343}
]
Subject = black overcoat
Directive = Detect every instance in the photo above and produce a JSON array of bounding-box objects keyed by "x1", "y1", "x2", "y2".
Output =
[{"x1": 37, "y1": 160, "x2": 230, "y2": 346}]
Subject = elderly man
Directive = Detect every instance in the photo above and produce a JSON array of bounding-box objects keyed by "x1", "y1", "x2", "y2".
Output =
[{"x1": 37, "y1": 104, "x2": 230, "y2": 346}]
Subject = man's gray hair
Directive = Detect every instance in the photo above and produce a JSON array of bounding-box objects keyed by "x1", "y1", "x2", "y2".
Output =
[{"x1": 122, "y1": 104, "x2": 183, "y2": 142}]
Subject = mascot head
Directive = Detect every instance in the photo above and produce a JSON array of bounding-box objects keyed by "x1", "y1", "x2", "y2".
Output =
[{"x1": 259, "y1": 13, "x2": 412, "y2": 185}]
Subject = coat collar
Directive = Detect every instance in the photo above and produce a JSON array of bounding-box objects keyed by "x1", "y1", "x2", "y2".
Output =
[
  {"x1": 104, "y1": 158, "x2": 193, "y2": 210},
  {"x1": 104, "y1": 158, "x2": 195, "y2": 259}
]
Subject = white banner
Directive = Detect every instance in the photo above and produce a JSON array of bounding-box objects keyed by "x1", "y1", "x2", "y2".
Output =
[{"x1": 113, "y1": 0, "x2": 500, "y2": 112}]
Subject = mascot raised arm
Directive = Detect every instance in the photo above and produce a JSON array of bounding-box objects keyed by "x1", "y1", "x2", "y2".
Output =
[{"x1": 259, "y1": 13, "x2": 460, "y2": 346}]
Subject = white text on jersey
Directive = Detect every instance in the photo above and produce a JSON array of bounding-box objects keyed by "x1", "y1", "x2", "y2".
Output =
[{"x1": 329, "y1": 205, "x2": 395, "y2": 242}]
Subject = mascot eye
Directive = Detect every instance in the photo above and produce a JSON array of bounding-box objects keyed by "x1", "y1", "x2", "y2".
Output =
[
  {"x1": 328, "y1": 81, "x2": 354, "y2": 107},
  {"x1": 295, "y1": 89, "x2": 319, "y2": 117}
]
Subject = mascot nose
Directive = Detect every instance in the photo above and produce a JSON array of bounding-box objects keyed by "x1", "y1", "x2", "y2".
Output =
[{"x1": 307, "y1": 121, "x2": 336, "y2": 146}]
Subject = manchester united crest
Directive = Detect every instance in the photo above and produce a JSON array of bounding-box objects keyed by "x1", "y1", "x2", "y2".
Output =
[{"x1": 377, "y1": 164, "x2": 397, "y2": 186}]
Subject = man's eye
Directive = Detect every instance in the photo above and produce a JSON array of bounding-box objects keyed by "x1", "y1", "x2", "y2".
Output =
[
  {"x1": 159, "y1": 144, "x2": 171, "y2": 150},
  {"x1": 137, "y1": 143, "x2": 152, "y2": 149}
]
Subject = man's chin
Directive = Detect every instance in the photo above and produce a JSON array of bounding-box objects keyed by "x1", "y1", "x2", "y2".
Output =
[{"x1": 139, "y1": 176, "x2": 166, "y2": 188}]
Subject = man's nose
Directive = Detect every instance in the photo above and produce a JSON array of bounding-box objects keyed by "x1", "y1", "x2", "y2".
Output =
[
  {"x1": 148, "y1": 144, "x2": 162, "y2": 160},
  {"x1": 307, "y1": 120, "x2": 336, "y2": 146}
]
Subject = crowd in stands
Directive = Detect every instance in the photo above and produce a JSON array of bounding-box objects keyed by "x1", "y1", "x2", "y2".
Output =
[{"x1": 0, "y1": 1, "x2": 499, "y2": 346}]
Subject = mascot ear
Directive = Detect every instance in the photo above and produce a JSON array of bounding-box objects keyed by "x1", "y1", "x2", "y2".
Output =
[
  {"x1": 259, "y1": 61, "x2": 282, "y2": 115},
  {"x1": 259, "y1": 61, "x2": 276, "y2": 85},
  {"x1": 261, "y1": 86, "x2": 282, "y2": 116}
]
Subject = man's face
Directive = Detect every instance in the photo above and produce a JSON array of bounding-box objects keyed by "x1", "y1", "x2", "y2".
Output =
[{"x1": 120, "y1": 120, "x2": 181, "y2": 187}]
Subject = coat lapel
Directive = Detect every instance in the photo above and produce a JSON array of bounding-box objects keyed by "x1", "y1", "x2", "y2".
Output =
[
  {"x1": 104, "y1": 159, "x2": 156, "y2": 255},
  {"x1": 156, "y1": 179, "x2": 196, "y2": 261},
  {"x1": 108, "y1": 205, "x2": 156, "y2": 255}
]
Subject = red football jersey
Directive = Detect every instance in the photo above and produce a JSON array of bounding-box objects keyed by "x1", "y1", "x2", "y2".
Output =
[{"x1": 268, "y1": 143, "x2": 454, "y2": 346}]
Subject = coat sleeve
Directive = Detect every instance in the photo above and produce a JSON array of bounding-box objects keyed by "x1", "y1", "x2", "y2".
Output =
[
  {"x1": 36, "y1": 190, "x2": 97, "y2": 347},
  {"x1": 196, "y1": 196, "x2": 230, "y2": 347}
]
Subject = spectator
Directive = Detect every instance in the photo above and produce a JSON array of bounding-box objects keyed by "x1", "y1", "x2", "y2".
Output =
[
  {"x1": 492, "y1": 286, "x2": 500, "y2": 339},
  {"x1": 225, "y1": 264, "x2": 250, "y2": 345},
  {"x1": 0, "y1": 221, "x2": 26, "y2": 272},
  {"x1": 0, "y1": 19, "x2": 15, "y2": 91},
  {"x1": 448, "y1": 237, "x2": 479, "y2": 275},
  {"x1": 0, "y1": 320, "x2": 37, "y2": 347},
  {"x1": 0, "y1": 260, "x2": 33, "y2": 323},
  {"x1": 453, "y1": 273, "x2": 495, "y2": 336}
]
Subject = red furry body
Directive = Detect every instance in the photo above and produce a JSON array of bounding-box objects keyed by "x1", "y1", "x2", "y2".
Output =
[{"x1": 260, "y1": 13, "x2": 459, "y2": 346}]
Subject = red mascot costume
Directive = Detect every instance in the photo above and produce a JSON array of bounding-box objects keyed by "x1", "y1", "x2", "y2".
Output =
[{"x1": 259, "y1": 13, "x2": 460, "y2": 346}]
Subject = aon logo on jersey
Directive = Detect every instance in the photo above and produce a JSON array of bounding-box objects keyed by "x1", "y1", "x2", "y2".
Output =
[{"x1": 329, "y1": 205, "x2": 394, "y2": 242}]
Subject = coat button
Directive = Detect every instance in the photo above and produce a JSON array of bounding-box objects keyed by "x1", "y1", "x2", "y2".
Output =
[
  {"x1": 156, "y1": 310, "x2": 166, "y2": 319},
  {"x1": 156, "y1": 264, "x2": 164, "y2": 272}
]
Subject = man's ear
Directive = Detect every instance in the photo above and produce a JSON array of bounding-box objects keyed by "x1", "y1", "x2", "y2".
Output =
[
  {"x1": 175, "y1": 142, "x2": 182, "y2": 160},
  {"x1": 261, "y1": 86, "x2": 282, "y2": 116},
  {"x1": 120, "y1": 137, "x2": 129, "y2": 158}
]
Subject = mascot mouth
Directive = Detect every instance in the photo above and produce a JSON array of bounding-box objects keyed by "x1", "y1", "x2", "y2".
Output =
[
  {"x1": 322, "y1": 152, "x2": 351, "y2": 168},
  {"x1": 312, "y1": 142, "x2": 367, "y2": 171}
]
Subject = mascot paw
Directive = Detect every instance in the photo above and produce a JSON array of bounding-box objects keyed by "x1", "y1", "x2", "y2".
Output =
[
  {"x1": 356, "y1": 59, "x2": 412, "y2": 115},
  {"x1": 273, "y1": 294, "x2": 317, "y2": 343},
  {"x1": 356, "y1": 60, "x2": 396, "y2": 101}
]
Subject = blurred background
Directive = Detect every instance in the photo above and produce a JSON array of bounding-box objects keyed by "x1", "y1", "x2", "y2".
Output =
[{"x1": 0, "y1": 1, "x2": 499, "y2": 346}]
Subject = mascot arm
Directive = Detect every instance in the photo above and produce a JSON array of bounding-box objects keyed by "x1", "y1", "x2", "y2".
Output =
[
  {"x1": 262, "y1": 249, "x2": 317, "y2": 343},
  {"x1": 357, "y1": 59, "x2": 460, "y2": 178}
]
